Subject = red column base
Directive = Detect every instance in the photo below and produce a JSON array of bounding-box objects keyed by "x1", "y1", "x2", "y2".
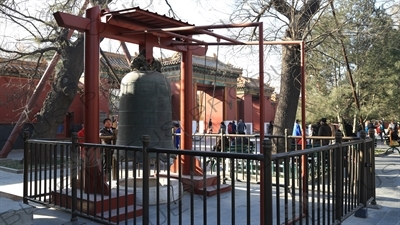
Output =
[
  {"x1": 170, "y1": 156, "x2": 203, "y2": 176},
  {"x1": 84, "y1": 166, "x2": 110, "y2": 195}
]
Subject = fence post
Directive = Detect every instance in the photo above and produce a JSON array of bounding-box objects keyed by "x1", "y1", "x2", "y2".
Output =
[
  {"x1": 142, "y1": 135, "x2": 150, "y2": 225},
  {"x1": 261, "y1": 139, "x2": 273, "y2": 225},
  {"x1": 70, "y1": 132, "x2": 78, "y2": 222},
  {"x1": 368, "y1": 128, "x2": 378, "y2": 207},
  {"x1": 23, "y1": 131, "x2": 29, "y2": 204},
  {"x1": 355, "y1": 130, "x2": 368, "y2": 218},
  {"x1": 221, "y1": 132, "x2": 226, "y2": 178},
  {"x1": 334, "y1": 131, "x2": 343, "y2": 223},
  {"x1": 284, "y1": 129, "x2": 288, "y2": 152}
]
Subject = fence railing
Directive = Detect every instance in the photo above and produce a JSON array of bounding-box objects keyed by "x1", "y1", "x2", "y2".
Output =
[{"x1": 22, "y1": 130, "x2": 376, "y2": 225}]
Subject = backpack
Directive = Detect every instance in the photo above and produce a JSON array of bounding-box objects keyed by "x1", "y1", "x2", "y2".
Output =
[{"x1": 376, "y1": 126, "x2": 381, "y2": 133}]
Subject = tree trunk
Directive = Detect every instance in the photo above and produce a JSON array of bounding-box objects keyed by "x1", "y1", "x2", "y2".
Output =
[
  {"x1": 32, "y1": 37, "x2": 84, "y2": 139},
  {"x1": 273, "y1": 43, "x2": 302, "y2": 153},
  {"x1": 268, "y1": 0, "x2": 321, "y2": 153}
]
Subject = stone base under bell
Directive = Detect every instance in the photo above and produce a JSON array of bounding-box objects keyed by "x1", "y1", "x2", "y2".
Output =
[
  {"x1": 158, "y1": 172, "x2": 231, "y2": 196},
  {"x1": 118, "y1": 177, "x2": 182, "y2": 205}
]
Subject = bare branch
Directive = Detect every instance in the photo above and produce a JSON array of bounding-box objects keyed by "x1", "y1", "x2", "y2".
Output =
[
  {"x1": 164, "y1": 0, "x2": 181, "y2": 19},
  {"x1": 0, "y1": 46, "x2": 58, "y2": 58}
]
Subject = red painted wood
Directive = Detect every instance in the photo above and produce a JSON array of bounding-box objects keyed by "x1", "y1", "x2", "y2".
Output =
[
  {"x1": 83, "y1": 6, "x2": 109, "y2": 195},
  {"x1": 52, "y1": 189, "x2": 142, "y2": 222}
]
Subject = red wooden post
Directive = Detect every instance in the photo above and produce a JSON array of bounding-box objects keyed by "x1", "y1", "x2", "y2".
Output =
[
  {"x1": 83, "y1": 6, "x2": 109, "y2": 195},
  {"x1": 170, "y1": 46, "x2": 202, "y2": 176},
  {"x1": 258, "y1": 22, "x2": 267, "y2": 225}
]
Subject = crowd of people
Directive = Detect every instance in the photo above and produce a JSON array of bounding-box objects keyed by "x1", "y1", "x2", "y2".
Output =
[
  {"x1": 305, "y1": 118, "x2": 400, "y2": 147},
  {"x1": 77, "y1": 116, "x2": 399, "y2": 153}
]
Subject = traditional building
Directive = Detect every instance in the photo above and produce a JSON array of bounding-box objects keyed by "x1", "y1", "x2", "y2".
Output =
[
  {"x1": 162, "y1": 53, "x2": 278, "y2": 134},
  {"x1": 0, "y1": 51, "x2": 278, "y2": 148},
  {"x1": 162, "y1": 53, "x2": 240, "y2": 133},
  {"x1": 237, "y1": 76, "x2": 277, "y2": 133}
]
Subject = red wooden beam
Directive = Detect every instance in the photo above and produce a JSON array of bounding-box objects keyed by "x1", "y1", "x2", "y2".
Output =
[
  {"x1": 53, "y1": 11, "x2": 206, "y2": 55},
  {"x1": 53, "y1": 12, "x2": 90, "y2": 32}
]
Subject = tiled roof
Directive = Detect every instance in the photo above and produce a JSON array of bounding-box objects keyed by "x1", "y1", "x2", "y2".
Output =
[
  {"x1": 237, "y1": 76, "x2": 275, "y2": 93},
  {"x1": 102, "y1": 7, "x2": 208, "y2": 37},
  {"x1": 162, "y1": 52, "x2": 242, "y2": 74},
  {"x1": 0, "y1": 53, "x2": 131, "y2": 78},
  {"x1": 0, "y1": 51, "x2": 243, "y2": 80},
  {"x1": 100, "y1": 52, "x2": 131, "y2": 72},
  {"x1": 0, "y1": 58, "x2": 48, "y2": 77},
  {"x1": 101, "y1": 51, "x2": 242, "y2": 75}
]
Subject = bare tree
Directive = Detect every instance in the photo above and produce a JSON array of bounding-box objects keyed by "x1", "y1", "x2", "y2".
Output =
[
  {"x1": 0, "y1": 0, "x2": 182, "y2": 158},
  {"x1": 0, "y1": 0, "x2": 103, "y2": 158},
  {"x1": 229, "y1": 0, "x2": 325, "y2": 152}
]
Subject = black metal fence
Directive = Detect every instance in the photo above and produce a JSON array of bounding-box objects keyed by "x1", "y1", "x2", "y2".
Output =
[{"x1": 22, "y1": 130, "x2": 376, "y2": 225}]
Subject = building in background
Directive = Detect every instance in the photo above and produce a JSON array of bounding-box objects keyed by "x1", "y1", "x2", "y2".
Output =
[{"x1": 0, "y1": 52, "x2": 278, "y2": 148}]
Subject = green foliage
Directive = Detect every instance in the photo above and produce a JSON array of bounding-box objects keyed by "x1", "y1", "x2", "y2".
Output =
[{"x1": 304, "y1": 0, "x2": 400, "y2": 123}]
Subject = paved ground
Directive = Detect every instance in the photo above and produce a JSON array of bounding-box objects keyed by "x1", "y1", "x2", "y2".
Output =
[
  {"x1": 0, "y1": 143, "x2": 399, "y2": 225},
  {"x1": 341, "y1": 144, "x2": 400, "y2": 225}
]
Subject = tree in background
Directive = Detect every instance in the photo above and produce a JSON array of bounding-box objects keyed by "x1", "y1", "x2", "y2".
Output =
[
  {"x1": 229, "y1": 0, "x2": 325, "y2": 152},
  {"x1": 0, "y1": 0, "x2": 110, "y2": 158},
  {"x1": 1, "y1": 0, "x2": 399, "y2": 156},
  {"x1": 304, "y1": 0, "x2": 400, "y2": 129},
  {"x1": 0, "y1": 0, "x2": 180, "y2": 158}
]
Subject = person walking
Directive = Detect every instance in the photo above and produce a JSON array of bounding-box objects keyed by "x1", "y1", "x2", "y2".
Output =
[
  {"x1": 379, "y1": 120, "x2": 386, "y2": 135},
  {"x1": 318, "y1": 118, "x2": 332, "y2": 145},
  {"x1": 208, "y1": 119, "x2": 213, "y2": 133},
  {"x1": 231, "y1": 121, "x2": 237, "y2": 134},
  {"x1": 227, "y1": 121, "x2": 235, "y2": 144},
  {"x1": 218, "y1": 121, "x2": 226, "y2": 134},
  {"x1": 388, "y1": 127, "x2": 399, "y2": 146},
  {"x1": 78, "y1": 125, "x2": 85, "y2": 142},
  {"x1": 376, "y1": 121, "x2": 384, "y2": 143},
  {"x1": 173, "y1": 123, "x2": 181, "y2": 149},
  {"x1": 237, "y1": 119, "x2": 247, "y2": 134},
  {"x1": 227, "y1": 122, "x2": 233, "y2": 134},
  {"x1": 292, "y1": 119, "x2": 302, "y2": 144},
  {"x1": 268, "y1": 121, "x2": 274, "y2": 135},
  {"x1": 292, "y1": 119, "x2": 302, "y2": 136},
  {"x1": 99, "y1": 118, "x2": 116, "y2": 178}
]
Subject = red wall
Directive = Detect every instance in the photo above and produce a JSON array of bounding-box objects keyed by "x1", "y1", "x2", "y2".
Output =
[
  {"x1": 204, "y1": 88, "x2": 223, "y2": 131},
  {"x1": 243, "y1": 94, "x2": 253, "y2": 123},
  {"x1": 224, "y1": 85, "x2": 237, "y2": 120},
  {"x1": 170, "y1": 81, "x2": 180, "y2": 121},
  {"x1": 0, "y1": 76, "x2": 50, "y2": 123},
  {"x1": 0, "y1": 76, "x2": 110, "y2": 135},
  {"x1": 252, "y1": 98, "x2": 260, "y2": 132}
]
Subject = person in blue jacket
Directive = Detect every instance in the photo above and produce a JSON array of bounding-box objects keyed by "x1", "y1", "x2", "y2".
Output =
[
  {"x1": 293, "y1": 119, "x2": 302, "y2": 136},
  {"x1": 174, "y1": 123, "x2": 181, "y2": 149}
]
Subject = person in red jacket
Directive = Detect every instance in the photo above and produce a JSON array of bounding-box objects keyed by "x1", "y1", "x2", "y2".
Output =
[
  {"x1": 77, "y1": 125, "x2": 84, "y2": 142},
  {"x1": 76, "y1": 125, "x2": 85, "y2": 187}
]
